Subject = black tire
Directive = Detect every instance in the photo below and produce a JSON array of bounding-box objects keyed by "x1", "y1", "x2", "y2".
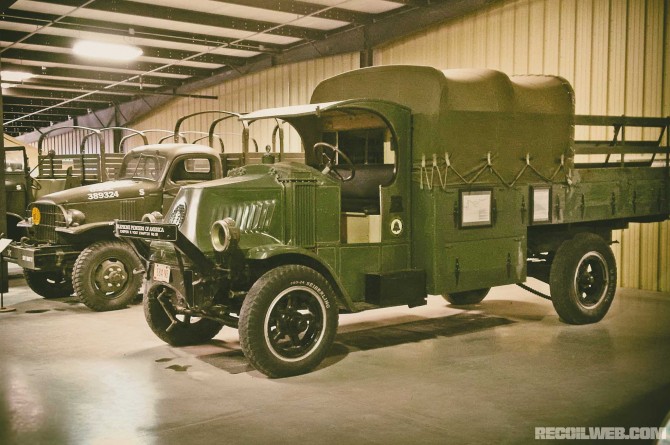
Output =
[
  {"x1": 23, "y1": 269, "x2": 73, "y2": 298},
  {"x1": 442, "y1": 288, "x2": 490, "y2": 305},
  {"x1": 72, "y1": 240, "x2": 142, "y2": 311},
  {"x1": 239, "y1": 265, "x2": 339, "y2": 378},
  {"x1": 550, "y1": 233, "x2": 617, "y2": 324},
  {"x1": 144, "y1": 284, "x2": 224, "y2": 346},
  {"x1": 6, "y1": 215, "x2": 26, "y2": 242}
]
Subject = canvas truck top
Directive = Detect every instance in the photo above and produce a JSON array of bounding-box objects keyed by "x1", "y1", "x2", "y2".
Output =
[{"x1": 312, "y1": 65, "x2": 575, "y2": 185}]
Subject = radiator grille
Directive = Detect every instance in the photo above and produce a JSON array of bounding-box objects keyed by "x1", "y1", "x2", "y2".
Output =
[
  {"x1": 29, "y1": 203, "x2": 66, "y2": 242},
  {"x1": 120, "y1": 199, "x2": 139, "y2": 220},
  {"x1": 293, "y1": 183, "x2": 315, "y2": 247},
  {"x1": 220, "y1": 200, "x2": 276, "y2": 232}
]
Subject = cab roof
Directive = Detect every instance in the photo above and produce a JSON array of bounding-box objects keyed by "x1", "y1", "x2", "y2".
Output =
[{"x1": 126, "y1": 143, "x2": 221, "y2": 159}]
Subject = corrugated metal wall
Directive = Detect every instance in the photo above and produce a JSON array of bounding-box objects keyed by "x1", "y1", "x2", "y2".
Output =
[{"x1": 373, "y1": 0, "x2": 669, "y2": 292}]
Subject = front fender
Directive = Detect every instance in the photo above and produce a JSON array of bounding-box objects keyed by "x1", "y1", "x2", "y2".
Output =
[
  {"x1": 55, "y1": 221, "x2": 115, "y2": 245},
  {"x1": 246, "y1": 244, "x2": 355, "y2": 312},
  {"x1": 6, "y1": 212, "x2": 27, "y2": 242}
]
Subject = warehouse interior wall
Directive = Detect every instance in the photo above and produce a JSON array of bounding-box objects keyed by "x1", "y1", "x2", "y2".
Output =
[{"x1": 129, "y1": 0, "x2": 668, "y2": 292}]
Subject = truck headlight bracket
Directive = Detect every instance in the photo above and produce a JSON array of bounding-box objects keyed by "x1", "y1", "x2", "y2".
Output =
[{"x1": 211, "y1": 217, "x2": 240, "y2": 252}]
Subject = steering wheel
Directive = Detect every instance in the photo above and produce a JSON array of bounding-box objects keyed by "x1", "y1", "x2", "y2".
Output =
[
  {"x1": 30, "y1": 177, "x2": 42, "y2": 191},
  {"x1": 313, "y1": 142, "x2": 355, "y2": 182}
]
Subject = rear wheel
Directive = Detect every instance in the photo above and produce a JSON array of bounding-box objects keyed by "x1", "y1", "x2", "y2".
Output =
[
  {"x1": 442, "y1": 288, "x2": 490, "y2": 305},
  {"x1": 23, "y1": 269, "x2": 73, "y2": 298},
  {"x1": 144, "y1": 284, "x2": 224, "y2": 346},
  {"x1": 549, "y1": 233, "x2": 617, "y2": 324},
  {"x1": 239, "y1": 265, "x2": 339, "y2": 378},
  {"x1": 73, "y1": 240, "x2": 142, "y2": 311}
]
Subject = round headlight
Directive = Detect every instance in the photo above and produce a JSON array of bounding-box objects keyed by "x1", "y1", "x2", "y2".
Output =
[
  {"x1": 141, "y1": 211, "x2": 164, "y2": 223},
  {"x1": 65, "y1": 209, "x2": 86, "y2": 227},
  {"x1": 31, "y1": 206, "x2": 41, "y2": 225},
  {"x1": 211, "y1": 217, "x2": 240, "y2": 252}
]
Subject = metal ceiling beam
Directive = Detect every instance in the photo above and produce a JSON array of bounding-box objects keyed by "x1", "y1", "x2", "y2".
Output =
[
  {"x1": 0, "y1": 62, "x2": 183, "y2": 87},
  {"x1": 43, "y1": 0, "x2": 326, "y2": 41},
  {"x1": 4, "y1": 104, "x2": 93, "y2": 114},
  {"x1": 4, "y1": 110, "x2": 75, "y2": 119},
  {"x1": 1, "y1": 48, "x2": 215, "y2": 78},
  {"x1": 4, "y1": 122, "x2": 54, "y2": 130},
  {"x1": 2, "y1": 12, "x2": 284, "y2": 53},
  {"x1": 3, "y1": 77, "x2": 146, "y2": 93},
  {"x1": 211, "y1": 0, "x2": 373, "y2": 25},
  {"x1": 3, "y1": 86, "x2": 133, "y2": 102},
  {"x1": 3, "y1": 118, "x2": 57, "y2": 127},
  {"x1": 3, "y1": 96, "x2": 110, "y2": 108},
  {"x1": 0, "y1": 30, "x2": 250, "y2": 67},
  {"x1": 3, "y1": 78, "x2": 217, "y2": 100}
]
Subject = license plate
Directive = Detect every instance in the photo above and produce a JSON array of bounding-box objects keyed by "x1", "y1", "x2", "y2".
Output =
[{"x1": 153, "y1": 263, "x2": 171, "y2": 283}]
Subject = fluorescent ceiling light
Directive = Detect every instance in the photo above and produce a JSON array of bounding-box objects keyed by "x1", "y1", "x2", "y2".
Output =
[
  {"x1": 73, "y1": 40, "x2": 143, "y2": 61},
  {"x1": 0, "y1": 70, "x2": 34, "y2": 89},
  {"x1": 1, "y1": 70, "x2": 35, "y2": 89}
]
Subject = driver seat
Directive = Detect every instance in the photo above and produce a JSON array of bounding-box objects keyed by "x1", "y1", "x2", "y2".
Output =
[{"x1": 339, "y1": 164, "x2": 394, "y2": 214}]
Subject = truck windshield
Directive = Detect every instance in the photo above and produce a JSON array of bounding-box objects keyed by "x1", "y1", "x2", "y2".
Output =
[
  {"x1": 4, "y1": 150, "x2": 25, "y2": 172},
  {"x1": 118, "y1": 154, "x2": 167, "y2": 181}
]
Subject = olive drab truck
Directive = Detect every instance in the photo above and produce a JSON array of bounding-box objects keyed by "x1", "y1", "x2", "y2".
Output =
[
  {"x1": 116, "y1": 66, "x2": 670, "y2": 378},
  {"x1": 5, "y1": 110, "x2": 256, "y2": 311}
]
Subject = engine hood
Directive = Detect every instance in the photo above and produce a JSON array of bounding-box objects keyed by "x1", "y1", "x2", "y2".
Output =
[
  {"x1": 171, "y1": 162, "x2": 335, "y2": 253},
  {"x1": 35, "y1": 179, "x2": 156, "y2": 206}
]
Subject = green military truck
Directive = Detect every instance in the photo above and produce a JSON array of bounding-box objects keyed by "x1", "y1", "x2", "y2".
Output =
[
  {"x1": 6, "y1": 111, "x2": 251, "y2": 311},
  {"x1": 116, "y1": 66, "x2": 669, "y2": 378}
]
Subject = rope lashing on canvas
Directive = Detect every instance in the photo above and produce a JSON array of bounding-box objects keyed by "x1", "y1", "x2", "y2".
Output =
[{"x1": 414, "y1": 152, "x2": 567, "y2": 190}]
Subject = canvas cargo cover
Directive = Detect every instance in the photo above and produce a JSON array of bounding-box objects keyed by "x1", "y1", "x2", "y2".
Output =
[{"x1": 312, "y1": 65, "x2": 575, "y2": 183}]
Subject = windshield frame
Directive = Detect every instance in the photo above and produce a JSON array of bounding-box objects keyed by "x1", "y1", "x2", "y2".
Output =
[
  {"x1": 4, "y1": 147, "x2": 27, "y2": 173},
  {"x1": 118, "y1": 153, "x2": 168, "y2": 182}
]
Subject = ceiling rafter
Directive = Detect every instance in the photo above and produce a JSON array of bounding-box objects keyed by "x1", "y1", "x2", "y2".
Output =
[
  {"x1": 0, "y1": 30, "x2": 254, "y2": 67},
  {"x1": 43, "y1": 0, "x2": 328, "y2": 41},
  {"x1": 1, "y1": 62, "x2": 183, "y2": 87},
  {"x1": 6, "y1": 86, "x2": 139, "y2": 102},
  {"x1": 212, "y1": 0, "x2": 373, "y2": 25},
  {"x1": 1, "y1": 48, "x2": 216, "y2": 78},
  {"x1": 3, "y1": 96, "x2": 112, "y2": 108},
  {"x1": 2, "y1": 11, "x2": 286, "y2": 52}
]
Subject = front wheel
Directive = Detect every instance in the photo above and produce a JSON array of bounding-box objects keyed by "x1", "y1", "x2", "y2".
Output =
[
  {"x1": 72, "y1": 240, "x2": 142, "y2": 311},
  {"x1": 24, "y1": 269, "x2": 73, "y2": 298},
  {"x1": 549, "y1": 233, "x2": 617, "y2": 324},
  {"x1": 239, "y1": 265, "x2": 339, "y2": 378},
  {"x1": 144, "y1": 284, "x2": 224, "y2": 346},
  {"x1": 442, "y1": 288, "x2": 490, "y2": 305}
]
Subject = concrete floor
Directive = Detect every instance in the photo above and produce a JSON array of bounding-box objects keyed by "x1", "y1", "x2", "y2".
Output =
[{"x1": 1, "y1": 266, "x2": 669, "y2": 445}]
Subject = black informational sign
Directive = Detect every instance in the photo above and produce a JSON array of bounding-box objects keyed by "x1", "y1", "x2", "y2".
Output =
[{"x1": 115, "y1": 221, "x2": 178, "y2": 241}]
